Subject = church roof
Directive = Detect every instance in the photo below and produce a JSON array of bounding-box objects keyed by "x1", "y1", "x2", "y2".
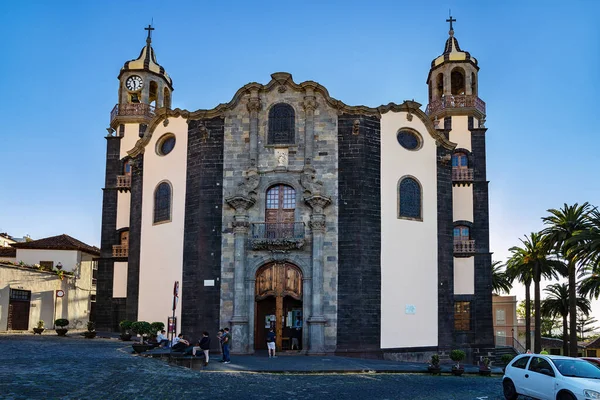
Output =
[
  {"x1": 431, "y1": 29, "x2": 478, "y2": 68},
  {"x1": 120, "y1": 28, "x2": 172, "y2": 87},
  {"x1": 10, "y1": 234, "x2": 100, "y2": 256}
]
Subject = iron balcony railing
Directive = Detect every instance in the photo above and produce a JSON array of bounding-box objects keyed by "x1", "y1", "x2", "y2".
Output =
[
  {"x1": 250, "y1": 222, "x2": 306, "y2": 251},
  {"x1": 425, "y1": 95, "x2": 486, "y2": 116},
  {"x1": 116, "y1": 175, "x2": 131, "y2": 189},
  {"x1": 452, "y1": 168, "x2": 474, "y2": 182},
  {"x1": 110, "y1": 103, "x2": 156, "y2": 124},
  {"x1": 112, "y1": 245, "x2": 128, "y2": 258},
  {"x1": 454, "y1": 239, "x2": 476, "y2": 254}
]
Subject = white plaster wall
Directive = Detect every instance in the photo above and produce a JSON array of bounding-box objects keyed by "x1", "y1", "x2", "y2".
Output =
[
  {"x1": 448, "y1": 116, "x2": 471, "y2": 151},
  {"x1": 454, "y1": 257, "x2": 475, "y2": 295},
  {"x1": 15, "y1": 249, "x2": 79, "y2": 272},
  {"x1": 113, "y1": 261, "x2": 128, "y2": 298},
  {"x1": 380, "y1": 111, "x2": 438, "y2": 349},
  {"x1": 0, "y1": 265, "x2": 92, "y2": 331},
  {"x1": 120, "y1": 124, "x2": 141, "y2": 159},
  {"x1": 116, "y1": 191, "x2": 131, "y2": 230},
  {"x1": 137, "y1": 117, "x2": 187, "y2": 329},
  {"x1": 452, "y1": 186, "x2": 474, "y2": 222}
]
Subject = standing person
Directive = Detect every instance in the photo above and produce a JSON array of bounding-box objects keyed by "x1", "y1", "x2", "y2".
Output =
[
  {"x1": 221, "y1": 327, "x2": 231, "y2": 364},
  {"x1": 291, "y1": 316, "x2": 302, "y2": 350},
  {"x1": 193, "y1": 331, "x2": 211, "y2": 366},
  {"x1": 266, "y1": 327, "x2": 277, "y2": 358},
  {"x1": 216, "y1": 329, "x2": 224, "y2": 360}
]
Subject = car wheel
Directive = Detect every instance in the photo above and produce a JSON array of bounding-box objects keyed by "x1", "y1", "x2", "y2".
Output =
[
  {"x1": 556, "y1": 392, "x2": 576, "y2": 400},
  {"x1": 502, "y1": 379, "x2": 518, "y2": 400}
]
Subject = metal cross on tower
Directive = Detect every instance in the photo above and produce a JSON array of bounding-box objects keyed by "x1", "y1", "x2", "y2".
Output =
[
  {"x1": 446, "y1": 14, "x2": 456, "y2": 31},
  {"x1": 144, "y1": 24, "x2": 155, "y2": 41}
]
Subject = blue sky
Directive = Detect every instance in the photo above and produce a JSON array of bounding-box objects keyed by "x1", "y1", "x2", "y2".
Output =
[{"x1": 1, "y1": 1, "x2": 599, "y2": 303}]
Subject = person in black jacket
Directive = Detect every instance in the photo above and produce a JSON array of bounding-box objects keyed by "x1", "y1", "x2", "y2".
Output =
[{"x1": 193, "y1": 331, "x2": 211, "y2": 366}]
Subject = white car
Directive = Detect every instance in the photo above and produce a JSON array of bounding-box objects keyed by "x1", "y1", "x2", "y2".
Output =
[{"x1": 503, "y1": 354, "x2": 600, "y2": 400}]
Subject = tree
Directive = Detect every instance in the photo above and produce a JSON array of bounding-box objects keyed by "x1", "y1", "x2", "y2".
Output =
[
  {"x1": 571, "y1": 207, "x2": 600, "y2": 269},
  {"x1": 577, "y1": 312, "x2": 598, "y2": 341},
  {"x1": 507, "y1": 254, "x2": 533, "y2": 351},
  {"x1": 540, "y1": 316, "x2": 561, "y2": 338},
  {"x1": 492, "y1": 260, "x2": 513, "y2": 294},
  {"x1": 579, "y1": 272, "x2": 600, "y2": 299},
  {"x1": 542, "y1": 202, "x2": 593, "y2": 356},
  {"x1": 506, "y1": 232, "x2": 566, "y2": 353},
  {"x1": 540, "y1": 283, "x2": 591, "y2": 355}
]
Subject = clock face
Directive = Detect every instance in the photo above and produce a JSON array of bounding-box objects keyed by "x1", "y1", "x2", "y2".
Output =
[{"x1": 125, "y1": 75, "x2": 143, "y2": 91}]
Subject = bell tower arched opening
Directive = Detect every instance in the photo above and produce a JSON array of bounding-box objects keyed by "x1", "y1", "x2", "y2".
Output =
[
  {"x1": 255, "y1": 262, "x2": 303, "y2": 351},
  {"x1": 434, "y1": 73, "x2": 444, "y2": 100},
  {"x1": 451, "y1": 67, "x2": 466, "y2": 95}
]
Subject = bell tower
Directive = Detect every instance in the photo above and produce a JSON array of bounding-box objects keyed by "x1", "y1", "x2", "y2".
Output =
[
  {"x1": 110, "y1": 25, "x2": 173, "y2": 130},
  {"x1": 427, "y1": 16, "x2": 493, "y2": 355}
]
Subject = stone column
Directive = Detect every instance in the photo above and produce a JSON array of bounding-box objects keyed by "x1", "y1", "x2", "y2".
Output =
[
  {"x1": 225, "y1": 195, "x2": 255, "y2": 354},
  {"x1": 302, "y1": 85, "x2": 318, "y2": 166},
  {"x1": 246, "y1": 87, "x2": 262, "y2": 168},
  {"x1": 305, "y1": 194, "x2": 331, "y2": 354}
]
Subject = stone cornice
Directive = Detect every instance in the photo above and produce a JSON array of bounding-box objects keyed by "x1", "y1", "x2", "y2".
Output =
[{"x1": 127, "y1": 72, "x2": 456, "y2": 156}]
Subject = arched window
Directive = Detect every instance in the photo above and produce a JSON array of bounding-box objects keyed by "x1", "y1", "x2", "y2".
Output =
[
  {"x1": 268, "y1": 103, "x2": 295, "y2": 145},
  {"x1": 435, "y1": 73, "x2": 444, "y2": 99},
  {"x1": 451, "y1": 68, "x2": 465, "y2": 95},
  {"x1": 454, "y1": 225, "x2": 470, "y2": 241},
  {"x1": 398, "y1": 177, "x2": 422, "y2": 220},
  {"x1": 452, "y1": 152, "x2": 468, "y2": 169},
  {"x1": 154, "y1": 181, "x2": 172, "y2": 224},
  {"x1": 149, "y1": 81, "x2": 158, "y2": 107},
  {"x1": 265, "y1": 184, "x2": 296, "y2": 238},
  {"x1": 471, "y1": 72, "x2": 477, "y2": 96},
  {"x1": 164, "y1": 88, "x2": 171, "y2": 109}
]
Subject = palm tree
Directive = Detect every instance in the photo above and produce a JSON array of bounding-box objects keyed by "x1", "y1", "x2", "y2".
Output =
[
  {"x1": 506, "y1": 250, "x2": 533, "y2": 351},
  {"x1": 492, "y1": 260, "x2": 513, "y2": 294},
  {"x1": 540, "y1": 283, "x2": 591, "y2": 355},
  {"x1": 579, "y1": 272, "x2": 600, "y2": 299},
  {"x1": 506, "y1": 233, "x2": 566, "y2": 353},
  {"x1": 542, "y1": 202, "x2": 593, "y2": 356},
  {"x1": 571, "y1": 207, "x2": 600, "y2": 269}
]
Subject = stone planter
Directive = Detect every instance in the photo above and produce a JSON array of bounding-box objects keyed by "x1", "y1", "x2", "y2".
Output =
[
  {"x1": 84, "y1": 331, "x2": 97, "y2": 339},
  {"x1": 120, "y1": 333, "x2": 132, "y2": 341},
  {"x1": 55, "y1": 328, "x2": 68, "y2": 336},
  {"x1": 479, "y1": 368, "x2": 491, "y2": 376},
  {"x1": 451, "y1": 367, "x2": 464, "y2": 376},
  {"x1": 33, "y1": 328, "x2": 45, "y2": 335},
  {"x1": 427, "y1": 365, "x2": 442, "y2": 375}
]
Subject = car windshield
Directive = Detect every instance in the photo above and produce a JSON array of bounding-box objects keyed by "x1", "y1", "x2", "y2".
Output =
[{"x1": 552, "y1": 359, "x2": 600, "y2": 379}]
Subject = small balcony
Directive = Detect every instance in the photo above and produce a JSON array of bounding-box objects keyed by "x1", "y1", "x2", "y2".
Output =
[
  {"x1": 110, "y1": 103, "x2": 156, "y2": 125},
  {"x1": 454, "y1": 239, "x2": 475, "y2": 255},
  {"x1": 425, "y1": 95, "x2": 486, "y2": 117},
  {"x1": 116, "y1": 175, "x2": 131, "y2": 191},
  {"x1": 112, "y1": 245, "x2": 128, "y2": 258},
  {"x1": 250, "y1": 222, "x2": 305, "y2": 251},
  {"x1": 452, "y1": 168, "x2": 474, "y2": 183}
]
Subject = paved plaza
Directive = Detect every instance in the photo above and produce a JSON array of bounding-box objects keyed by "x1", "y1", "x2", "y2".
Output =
[{"x1": 0, "y1": 335, "x2": 510, "y2": 399}]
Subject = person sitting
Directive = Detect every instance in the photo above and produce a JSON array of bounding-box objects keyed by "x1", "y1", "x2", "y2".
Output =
[
  {"x1": 171, "y1": 333, "x2": 190, "y2": 352},
  {"x1": 157, "y1": 330, "x2": 169, "y2": 348}
]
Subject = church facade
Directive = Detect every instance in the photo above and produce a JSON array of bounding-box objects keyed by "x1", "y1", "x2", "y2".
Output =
[{"x1": 96, "y1": 21, "x2": 493, "y2": 360}]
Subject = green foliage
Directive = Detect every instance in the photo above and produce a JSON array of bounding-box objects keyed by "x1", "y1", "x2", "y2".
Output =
[
  {"x1": 36, "y1": 320, "x2": 44, "y2": 329},
  {"x1": 501, "y1": 354, "x2": 515, "y2": 364},
  {"x1": 450, "y1": 349, "x2": 465, "y2": 363},
  {"x1": 150, "y1": 322, "x2": 165, "y2": 334},
  {"x1": 54, "y1": 318, "x2": 69, "y2": 327},
  {"x1": 430, "y1": 354, "x2": 440, "y2": 367},
  {"x1": 131, "y1": 321, "x2": 152, "y2": 336},
  {"x1": 119, "y1": 320, "x2": 133, "y2": 332},
  {"x1": 87, "y1": 321, "x2": 95, "y2": 332},
  {"x1": 482, "y1": 357, "x2": 490, "y2": 367},
  {"x1": 492, "y1": 261, "x2": 513, "y2": 294}
]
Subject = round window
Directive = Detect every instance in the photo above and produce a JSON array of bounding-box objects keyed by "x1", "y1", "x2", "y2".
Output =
[
  {"x1": 157, "y1": 134, "x2": 176, "y2": 156},
  {"x1": 397, "y1": 130, "x2": 421, "y2": 150}
]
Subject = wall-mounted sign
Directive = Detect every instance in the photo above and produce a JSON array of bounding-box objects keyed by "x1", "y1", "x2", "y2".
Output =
[
  {"x1": 203, "y1": 280, "x2": 215, "y2": 287},
  {"x1": 56, "y1": 290, "x2": 65, "y2": 298}
]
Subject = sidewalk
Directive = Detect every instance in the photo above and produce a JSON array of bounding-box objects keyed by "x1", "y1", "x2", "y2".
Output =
[{"x1": 141, "y1": 348, "x2": 504, "y2": 375}]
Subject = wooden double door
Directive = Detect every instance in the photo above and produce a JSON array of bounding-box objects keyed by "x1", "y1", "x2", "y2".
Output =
[
  {"x1": 8, "y1": 289, "x2": 31, "y2": 330},
  {"x1": 255, "y1": 262, "x2": 302, "y2": 351}
]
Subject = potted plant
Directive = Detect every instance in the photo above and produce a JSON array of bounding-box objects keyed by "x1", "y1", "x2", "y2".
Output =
[
  {"x1": 55, "y1": 318, "x2": 69, "y2": 336},
  {"x1": 479, "y1": 357, "x2": 492, "y2": 376},
  {"x1": 131, "y1": 321, "x2": 152, "y2": 353},
  {"x1": 147, "y1": 321, "x2": 165, "y2": 347},
  {"x1": 33, "y1": 320, "x2": 45, "y2": 335},
  {"x1": 119, "y1": 320, "x2": 133, "y2": 341},
  {"x1": 427, "y1": 354, "x2": 442, "y2": 374},
  {"x1": 84, "y1": 321, "x2": 96, "y2": 339},
  {"x1": 450, "y1": 349, "x2": 466, "y2": 376}
]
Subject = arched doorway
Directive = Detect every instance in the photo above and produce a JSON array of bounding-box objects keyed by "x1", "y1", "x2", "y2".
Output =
[{"x1": 255, "y1": 262, "x2": 302, "y2": 351}]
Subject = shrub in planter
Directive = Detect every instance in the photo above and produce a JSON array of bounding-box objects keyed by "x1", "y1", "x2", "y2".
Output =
[
  {"x1": 33, "y1": 320, "x2": 45, "y2": 335},
  {"x1": 55, "y1": 318, "x2": 69, "y2": 336},
  {"x1": 479, "y1": 357, "x2": 492, "y2": 376},
  {"x1": 119, "y1": 320, "x2": 133, "y2": 341},
  {"x1": 450, "y1": 349, "x2": 466, "y2": 376},
  {"x1": 84, "y1": 321, "x2": 96, "y2": 339},
  {"x1": 428, "y1": 354, "x2": 441, "y2": 374},
  {"x1": 131, "y1": 321, "x2": 153, "y2": 353},
  {"x1": 149, "y1": 322, "x2": 165, "y2": 343}
]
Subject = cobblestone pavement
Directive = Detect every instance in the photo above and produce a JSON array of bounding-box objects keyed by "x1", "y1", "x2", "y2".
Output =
[{"x1": 0, "y1": 335, "x2": 510, "y2": 400}]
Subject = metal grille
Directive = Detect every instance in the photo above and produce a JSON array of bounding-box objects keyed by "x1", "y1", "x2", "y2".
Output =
[
  {"x1": 10, "y1": 289, "x2": 31, "y2": 301},
  {"x1": 266, "y1": 185, "x2": 295, "y2": 209},
  {"x1": 154, "y1": 182, "x2": 171, "y2": 223},
  {"x1": 399, "y1": 178, "x2": 421, "y2": 219},
  {"x1": 397, "y1": 131, "x2": 420, "y2": 150},
  {"x1": 268, "y1": 104, "x2": 295, "y2": 145}
]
